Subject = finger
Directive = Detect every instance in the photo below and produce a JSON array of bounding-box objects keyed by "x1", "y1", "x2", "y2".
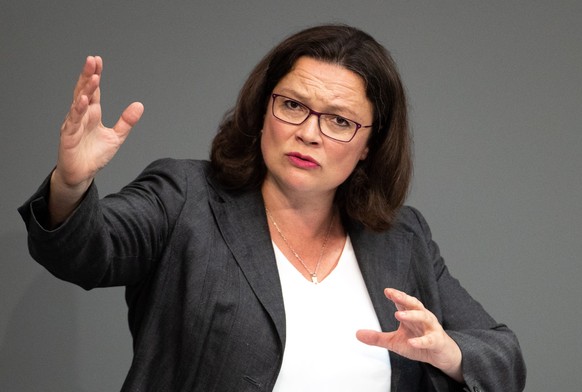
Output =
[
  {"x1": 395, "y1": 309, "x2": 434, "y2": 326},
  {"x1": 395, "y1": 309, "x2": 436, "y2": 336},
  {"x1": 385, "y1": 288, "x2": 425, "y2": 311},
  {"x1": 356, "y1": 329, "x2": 396, "y2": 348},
  {"x1": 73, "y1": 56, "x2": 100, "y2": 98},
  {"x1": 63, "y1": 78, "x2": 99, "y2": 135},
  {"x1": 94, "y1": 55, "x2": 103, "y2": 75},
  {"x1": 408, "y1": 332, "x2": 439, "y2": 350},
  {"x1": 75, "y1": 71, "x2": 101, "y2": 107},
  {"x1": 69, "y1": 94, "x2": 89, "y2": 121},
  {"x1": 89, "y1": 81, "x2": 101, "y2": 105},
  {"x1": 113, "y1": 102, "x2": 144, "y2": 140},
  {"x1": 89, "y1": 57, "x2": 103, "y2": 105},
  {"x1": 71, "y1": 57, "x2": 102, "y2": 112}
]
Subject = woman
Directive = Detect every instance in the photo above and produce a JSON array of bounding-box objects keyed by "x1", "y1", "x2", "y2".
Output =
[{"x1": 19, "y1": 25, "x2": 526, "y2": 391}]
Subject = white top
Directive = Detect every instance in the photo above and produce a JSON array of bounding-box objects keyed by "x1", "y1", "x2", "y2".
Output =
[{"x1": 272, "y1": 235, "x2": 391, "y2": 392}]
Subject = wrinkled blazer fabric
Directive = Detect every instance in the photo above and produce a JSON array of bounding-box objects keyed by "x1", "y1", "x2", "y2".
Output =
[{"x1": 19, "y1": 159, "x2": 526, "y2": 392}]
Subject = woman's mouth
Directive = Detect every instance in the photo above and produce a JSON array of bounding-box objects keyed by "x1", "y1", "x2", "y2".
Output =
[{"x1": 286, "y1": 152, "x2": 320, "y2": 168}]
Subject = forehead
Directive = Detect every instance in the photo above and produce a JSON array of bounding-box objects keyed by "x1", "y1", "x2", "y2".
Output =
[{"x1": 273, "y1": 57, "x2": 372, "y2": 119}]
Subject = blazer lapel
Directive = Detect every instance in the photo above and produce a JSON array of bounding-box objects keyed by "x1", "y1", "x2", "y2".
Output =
[
  {"x1": 349, "y1": 222, "x2": 413, "y2": 329},
  {"x1": 207, "y1": 181, "x2": 286, "y2": 348},
  {"x1": 349, "y1": 222, "x2": 414, "y2": 392}
]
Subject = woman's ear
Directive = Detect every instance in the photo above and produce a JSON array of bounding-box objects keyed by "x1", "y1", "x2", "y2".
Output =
[{"x1": 359, "y1": 147, "x2": 369, "y2": 161}]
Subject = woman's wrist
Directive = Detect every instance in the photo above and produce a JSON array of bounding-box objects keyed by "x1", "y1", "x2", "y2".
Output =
[{"x1": 48, "y1": 169, "x2": 93, "y2": 227}]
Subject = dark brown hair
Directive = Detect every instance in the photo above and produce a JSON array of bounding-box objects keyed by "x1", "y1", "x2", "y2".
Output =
[{"x1": 210, "y1": 24, "x2": 412, "y2": 231}]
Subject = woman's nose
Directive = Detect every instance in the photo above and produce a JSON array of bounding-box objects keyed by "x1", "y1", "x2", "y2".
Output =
[{"x1": 295, "y1": 114, "x2": 322, "y2": 145}]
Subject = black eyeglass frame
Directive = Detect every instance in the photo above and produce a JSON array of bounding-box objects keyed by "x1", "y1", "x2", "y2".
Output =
[{"x1": 271, "y1": 93, "x2": 373, "y2": 143}]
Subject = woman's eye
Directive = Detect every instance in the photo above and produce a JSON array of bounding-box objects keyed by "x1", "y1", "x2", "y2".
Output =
[
  {"x1": 331, "y1": 116, "x2": 350, "y2": 127},
  {"x1": 284, "y1": 100, "x2": 302, "y2": 110}
]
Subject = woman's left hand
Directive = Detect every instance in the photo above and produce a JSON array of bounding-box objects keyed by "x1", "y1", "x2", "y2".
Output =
[{"x1": 356, "y1": 288, "x2": 464, "y2": 383}]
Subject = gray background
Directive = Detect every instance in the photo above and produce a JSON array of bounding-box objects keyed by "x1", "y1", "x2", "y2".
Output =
[{"x1": 1, "y1": 1, "x2": 580, "y2": 391}]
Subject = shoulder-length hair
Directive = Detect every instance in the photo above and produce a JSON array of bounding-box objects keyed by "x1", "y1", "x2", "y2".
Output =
[{"x1": 210, "y1": 24, "x2": 412, "y2": 232}]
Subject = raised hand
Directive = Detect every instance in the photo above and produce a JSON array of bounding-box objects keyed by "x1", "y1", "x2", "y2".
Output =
[
  {"x1": 49, "y1": 56, "x2": 144, "y2": 225},
  {"x1": 55, "y1": 55, "x2": 143, "y2": 187},
  {"x1": 356, "y1": 288, "x2": 464, "y2": 383}
]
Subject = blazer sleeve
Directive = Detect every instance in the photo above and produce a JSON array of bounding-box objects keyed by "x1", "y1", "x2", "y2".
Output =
[
  {"x1": 18, "y1": 158, "x2": 190, "y2": 289},
  {"x1": 404, "y1": 207, "x2": 527, "y2": 392}
]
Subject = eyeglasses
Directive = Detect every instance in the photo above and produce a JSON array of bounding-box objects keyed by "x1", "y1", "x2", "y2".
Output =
[{"x1": 271, "y1": 94, "x2": 372, "y2": 142}]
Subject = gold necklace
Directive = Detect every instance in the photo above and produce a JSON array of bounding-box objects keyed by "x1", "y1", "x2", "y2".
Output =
[{"x1": 265, "y1": 207, "x2": 334, "y2": 284}]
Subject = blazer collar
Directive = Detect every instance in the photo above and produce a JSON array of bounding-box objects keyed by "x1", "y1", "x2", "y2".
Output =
[{"x1": 206, "y1": 178, "x2": 287, "y2": 347}]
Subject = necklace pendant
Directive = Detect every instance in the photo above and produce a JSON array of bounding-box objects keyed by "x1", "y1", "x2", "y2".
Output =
[{"x1": 311, "y1": 274, "x2": 318, "y2": 284}]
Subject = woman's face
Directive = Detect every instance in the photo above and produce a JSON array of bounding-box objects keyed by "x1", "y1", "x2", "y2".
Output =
[{"x1": 261, "y1": 56, "x2": 373, "y2": 200}]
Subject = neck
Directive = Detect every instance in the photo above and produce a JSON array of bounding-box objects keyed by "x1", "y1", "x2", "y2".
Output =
[
  {"x1": 261, "y1": 180, "x2": 346, "y2": 284},
  {"x1": 261, "y1": 179, "x2": 337, "y2": 234}
]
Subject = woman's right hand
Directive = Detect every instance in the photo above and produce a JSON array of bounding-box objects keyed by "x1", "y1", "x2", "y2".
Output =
[{"x1": 49, "y1": 56, "x2": 144, "y2": 225}]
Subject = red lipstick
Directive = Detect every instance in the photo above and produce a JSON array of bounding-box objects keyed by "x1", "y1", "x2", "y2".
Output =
[{"x1": 286, "y1": 152, "x2": 320, "y2": 169}]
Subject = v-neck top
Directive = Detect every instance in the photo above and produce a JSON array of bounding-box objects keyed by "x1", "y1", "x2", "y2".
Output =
[{"x1": 272, "y1": 235, "x2": 391, "y2": 391}]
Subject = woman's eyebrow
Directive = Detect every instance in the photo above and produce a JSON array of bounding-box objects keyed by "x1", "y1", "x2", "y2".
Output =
[{"x1": 275, "y1": 88, "x2": 359, "y2": 118}]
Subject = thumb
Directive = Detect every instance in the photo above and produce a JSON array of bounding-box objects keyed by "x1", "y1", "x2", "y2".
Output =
[
  {"x1": 113, "y1": 101, "x2": 144, "y2": 139},
  {"x1": 356, "y1": 329, "x2": 383, "y2": 346}
]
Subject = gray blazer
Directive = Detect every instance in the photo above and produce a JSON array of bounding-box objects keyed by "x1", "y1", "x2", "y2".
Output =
[{"x1": 19, "y1": 159, "x2": 526, "y2": 392}]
